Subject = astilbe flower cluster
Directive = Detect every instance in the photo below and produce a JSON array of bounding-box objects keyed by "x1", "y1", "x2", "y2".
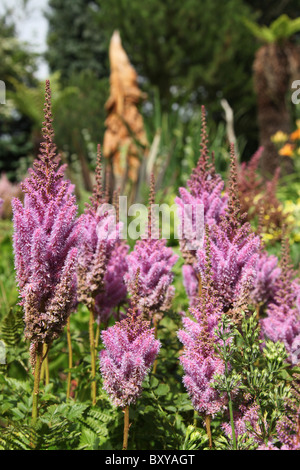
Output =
[
  {"x1": 237, "y1": 148, "x2": 290, "y2": 243},
  {"x1": 222, "y1": 404, "x2": 263, "y2": 445},
  {"x1": 197, "y1": 146, "x2": 261, "y2": 313},
  {"x1": 257, "y1": 168, "x2": 291, "y2": 244},
  {"x1": 94, "y1": 240, "x2": 129, "y2": 324},
  {"x1": 237, "y1": 146, "x2": 264, "y2": 220},
  {"x1": 250, "y1": 250, "x2": 281, "y2": 308},
  {"x1": 178, "y1": 237, "x2": 227, "y2": 418},
  {"x1": 177, "y1": 128, "x2": 278, "y2": 312},
  {"x1": 77, "y1": 145, "x2": 128, "y2": 319},
  {"x1": 260, "y1": 237, "x2": 300, "y2": 365},
  {"x1": 175, "y1": 108, "x2": 227, "y2": 306},
  {"x1": 125, "y1": 176, "x2": 178, "y2": 320},
  {"x1": 12, "y1": 81, "x2": 81, "y2": 361},
  {"x1": 99, "y1": 302, "x2": 160, "y2": 408}
]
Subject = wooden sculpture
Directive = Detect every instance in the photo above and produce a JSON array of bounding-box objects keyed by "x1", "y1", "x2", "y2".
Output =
[{"x1": 103, "y1": 31, "x2": 148, "y2": 199}]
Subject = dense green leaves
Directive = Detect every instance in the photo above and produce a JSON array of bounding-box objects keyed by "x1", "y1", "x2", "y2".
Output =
[{"x1": 46, "y1": 0, "x2": 109, "y2": 83}]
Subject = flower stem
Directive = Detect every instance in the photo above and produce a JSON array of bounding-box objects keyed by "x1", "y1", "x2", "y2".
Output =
[
  {"x1": 205, "y1": 415, "x2": 213, "y2": 449},
  {"x1": 43, "y1": 343, "x2": 49, "y2": 386},
  {"x1": 152, "y1": 316, "x2": 159, "y2": 374},
  {"x1": 31, "y1": 342, "x2": 43, "y2": 447},
  {"x1": 122, "y1": 405, "x2": 130, "y2": 450},
  {"x1": 95, "y1": 320, "x2": 101, "y2": 350},
  {"x1": 255, "y1": 303, "x2": 260, "y2": 321},
  {"x1": 66, "y1": 317, "x2": 73, "y2": 400},
  {"x1": 228, "y1": 393, "x2": 237, "y2": 450},
  {"x1": 89, "y1": 307, "x2": 97, "y2": 406},
  {"x1": 32, "y1": 343, "x2": 43, "y2": 423}
]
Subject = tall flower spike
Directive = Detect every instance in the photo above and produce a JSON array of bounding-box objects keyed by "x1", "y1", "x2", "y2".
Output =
[
  {"x1": 148, "y1": 172, "x2": 156, "y2": 238},
  {"x1": 175, "y1": 107, "x2": 227, "y2": 303},
  {"x1": 250, "y1": 251, "x2": 281, "y2": 307},
  {"x1": 88, "y1": 144, "x2": 104, "y2": 213},
  {"x1": 12, "y1": 80, "x2": 80, "y2": 362},
  {"x1": 99, "y1": 301, "x2": 161, "y2": 408},
  {"x1": 77, "y1": 144, "x2": 129, "y2": 405},
  {"x1": 125, "y1": 176, "x2": 178, "y2": 320},
  {"x1": 77, "y1": 144, "x2": 126, "y2": 311},
  {"x1": 94, "y1": 240, "x2": 129, "y2": 324},
  {"x1": 187, "y1": 106, "x2": 209, "y2": 194},
  {"x1": 178, "y1": 239, "x2": 227, "y2": 418},
  {"x1": 196, "y1": 145, "x2": 261, "y2": 312},
  {"x1": 222, "y1": 143, "x2": 246, "y2": 238},
  {"x1": 260, "y1": 236, "x2": 300, "y2": 364}
]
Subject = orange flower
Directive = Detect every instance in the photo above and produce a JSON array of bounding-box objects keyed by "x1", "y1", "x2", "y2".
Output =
[
  {"x1": 290, "y1": 128, "x2": 300, "y2": 141},
  {"x1": 278, "y1": 143, "x2": 295, "y2": 157}
]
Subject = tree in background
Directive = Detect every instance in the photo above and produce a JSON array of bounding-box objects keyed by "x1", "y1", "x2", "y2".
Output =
[
  {"x1": 244, "y1": 0, "x2": 300, "y2": 26},
  {"x1": 45, "y1": 0, "x2": 110, "y2": 192},
  {"x1": 45, "y1": 0, "x2": 300, "y2": 168},
  {"x1": 46, "y1": 0, "x2": 108, "y2": 84},
  {"x1": 246, "y1": 15, "x2": 300, "y2": 175},
  {"x1": 94, "y1": 0, "x2": 259, "y2": 159},
  {"x1": 0, "y1": 15, "x2": 37, "y2": 178}
]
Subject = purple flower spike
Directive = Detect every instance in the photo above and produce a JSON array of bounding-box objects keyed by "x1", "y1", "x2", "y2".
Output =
[
  {"x1": 178, "y1": 285, "x2": 227, "y2": 417},
  {"x1": 12, "y1": 81, "x2": 80, "y2": 361},
  {"x1": 175, "y1": 107, "x2": 227, "y2": 301},
  {"x1": 178, "y1": 232, "x2": 227, "y2": 418},
  {"x1": 125, "y1": 238, "x2": 178, "y2": 319},
  {"x1": 125, "y1": 175, "x2": 178, "y2": 320},
  {"x1": 250, "y1": 251, "x2": 281, "y2": 306},
  {"x1": 260, "y1": 238, "x2": 300, "y2": 365},
  {"x1": 94, "y1": 241, "x2": 129, "y2": 324},
  {"x1": 100, "y1": 307, "x2": 160, "y2": 407},
  {"x1": 196, "y1": 145, "x2": 261, "y2": 311},
  {"x1": 77, "y1": 145, "x2": 129, "y2": 317}
]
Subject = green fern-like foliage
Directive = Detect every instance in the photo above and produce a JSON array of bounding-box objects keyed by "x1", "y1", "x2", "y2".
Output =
[
  {"x1": 0, "y1": 306, "x2": 28, "y2": 375},
  {"x1": 0, "y1": 423, "x2": 32, "y2": 450},
  {"x1": 0, "y1": 306, "x2": 24, "y2": 347},
  {"x1": 244, "y1": 14, "x2": 300, "y2": 43}
]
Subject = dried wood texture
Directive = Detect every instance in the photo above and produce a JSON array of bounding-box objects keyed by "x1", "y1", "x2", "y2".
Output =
[{"x1": 103, "y1": 31, "x2": 148, "y2": 196}]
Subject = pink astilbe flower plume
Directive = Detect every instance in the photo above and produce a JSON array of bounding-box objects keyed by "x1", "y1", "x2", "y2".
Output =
[
  {"x1": 94, "y1": 240, "x2": 129, "y2": 324},
  {"x1": 125, "y1": 175, "x2": 178, "y2": 321},
  {"x1": 222, "y1": 404, "x2": 264, "y2": 445},
  {"x1": 260, "y1": 236, "x2": 300, "y2": 365},
  {"x1": 100, "y1": 274, "x2": 161, "y2": 408},
  {"x1": 197, "y1": 145, "x2": 261, "y2": 313},
  {"x1": 77, "y1": 144, "x2": 128, "y2": 318},
  {"x1": 175, "y1": 107, "x2": 227, "y2": 304},
  {"x1": 12, "y1": 80, "x2": 81, "y2": 363},
  {"x1": 178, "y1": 232, "x2": 227, "y2": 417},
  {"x1": 175, "y1": 107, "x2": 227, "y2": 248},
  {"x1": 250, "y1": 250, "x2": 281, "y2": 308}
]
